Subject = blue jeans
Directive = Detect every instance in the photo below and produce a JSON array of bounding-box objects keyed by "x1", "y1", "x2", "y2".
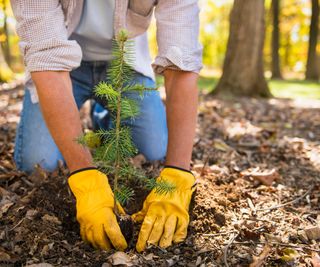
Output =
[{"x1": 14, "y1": 61, "x2": 168, "y2": 173}]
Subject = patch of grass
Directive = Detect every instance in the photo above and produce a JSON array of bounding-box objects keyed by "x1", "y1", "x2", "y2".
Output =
[
  {"x1": 269, "y1": 79, "x2": 320, "y2": 99},
  {"x1": 156, "y1": 75, "x2": 320, "y2": 100}
]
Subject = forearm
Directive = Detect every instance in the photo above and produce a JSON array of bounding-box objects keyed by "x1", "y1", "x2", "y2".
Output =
[
  {"x1": 31, "y1": 71, "x2": 93, "y2": 172},
  {"x1": 164, "y1": 70, "x2": 198, "y2": 170}
]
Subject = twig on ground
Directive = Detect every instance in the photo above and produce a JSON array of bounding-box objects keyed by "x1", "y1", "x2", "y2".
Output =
[
  {"x1": 223, "y1": 232, "x2": 238, "y2": 267},
  {"x1": 200, "y1": 156, "x2": 209, "y2": 176},
  {"x1": 200, "y1": 230, "x2": 238, "y2": 237},
  {"x1": 256, "y1": 186, "x2": 314, "y2": 212},
  {"x1": 9, "y1": 218, "x2": 24, "y2": 231},
  {"x1": 247, "y1": 198, "x2": 256, "y2": 213},
  {"x1": 21, "y1": 177, "x2": 34, "y2": 187}
]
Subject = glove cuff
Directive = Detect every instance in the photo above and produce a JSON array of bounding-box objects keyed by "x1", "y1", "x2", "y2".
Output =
[
  {"x1": 68, "y1": 167, "x2": 98, "y2": 178},
  {"x1": 68, "y1": 168, "x2": 112, "y2": 198},
  {"x1": 164, "y1": 165, "x2": 192, "y2": 175},
  {"x1": 160, "y1": 167, "x2": 195, "y2": 190}
]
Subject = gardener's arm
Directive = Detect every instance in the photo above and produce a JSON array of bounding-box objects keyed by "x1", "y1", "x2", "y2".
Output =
[
  {"x1": 31, "y1": 71, "x2": 93, "y2": 172},
  {"x1": 133, "y1": 0, "x2": 202, "y2": 252},
  {"x1": 11, "y1": 0, "x2": 127, "y2": 251},
  {"x1": 164, "y1": 70, "x2": 198, "y2": 169},
  {"x1": 31, "y1": 72, "x2": 127, "y2": 251},
  {"x1": 133, "y1": 70, "x2": 199, "y2": 252}
]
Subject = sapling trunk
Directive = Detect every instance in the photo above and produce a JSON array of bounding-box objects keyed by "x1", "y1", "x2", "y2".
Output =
[
  {"x1": 78, "y1": 29, "x2": 176, "y2": 246},
  {"x1": 113, "y1": 37, "x2": 125, "y2": 216}
]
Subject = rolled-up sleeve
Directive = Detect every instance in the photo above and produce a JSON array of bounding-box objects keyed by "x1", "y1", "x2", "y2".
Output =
[
  {"x1": 11, "y1": 0, "x2": 82, "y2": 72},
  {"x1": 153, "y1": 0, "x2": 203, "y2": 74}
]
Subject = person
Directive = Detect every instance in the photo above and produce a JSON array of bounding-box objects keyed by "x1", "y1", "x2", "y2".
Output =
[{"x1": 11, "y1": 0, "x2": 202, "y2": 252}]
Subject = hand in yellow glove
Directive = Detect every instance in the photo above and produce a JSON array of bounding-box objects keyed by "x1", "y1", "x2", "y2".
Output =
[
  {"x1": 132, "y1": 167, "x2": 196, "y2": 252},
  {"x1": 68, "y1": 168, "x2": 127, "y2": 251}
]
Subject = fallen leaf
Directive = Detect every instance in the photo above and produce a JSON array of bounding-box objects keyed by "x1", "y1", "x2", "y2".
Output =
[
  {"x1": 241, "y1": 168, "x2": 279, "y2": 186},
  {"x1": 311, "y1": 252, "x2": 320, "y2": 267},
  {"x1": 304, "y1": 226, "x2": 320, "y2": 241},
  {"x1": 281, "y1": 248, "x2": 299, "y2": 262},
  {"x1": 213, "y1": 139, "x2": 233, "y2": 152},
  {"x1": 143, "y1": 253, "x2": 155, "y2": 261},
  {"x1": 166, "y1": 255, "x2": 180, "y2": 267},
  {"x1": 26, "y1": 209, "x2": 38, "y2": 220},
  {"x1": 0, "y1": 250, "x2": 11, "y2": 261},
  {"x1": 0, "y1": 197, "x2": 14, "y2": 219},
  {"x1": 41, "y1": 214, "x2": 61, "y2": 225},
  {"x1": 131, "y1": 154, "x2": 146, "y2": 168},
  {"x1": 249, "y1": 245, "x2": 271, "y2": 267},
  {"x1": 107, "y1": 251, "x2": 132, "y2": 266},
  {"x1": 29, "y1": 165, "x2": 48, "y2": 185}
]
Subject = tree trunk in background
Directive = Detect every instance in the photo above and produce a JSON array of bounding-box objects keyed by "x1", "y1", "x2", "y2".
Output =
[
  {"x1": 271, "y1": 0, "x2": 282, "y2": 79},
  {"x1": 1, "y1": 0, "x2": 11, "y2": 67},
  {"x1": 306, "y1": 0, "x2": 319, "y2": 80},
  {"x1": 213, "y1": 0, "x2": 271, "y2": 97},
  {"x1": 0, "y1": 43, "x2": 13, "y2": 82}
]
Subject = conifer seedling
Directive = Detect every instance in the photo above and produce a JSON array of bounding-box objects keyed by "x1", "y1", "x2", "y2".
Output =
[{"x1": 78, "y1": 29, "x2": 175, "y2": 243}]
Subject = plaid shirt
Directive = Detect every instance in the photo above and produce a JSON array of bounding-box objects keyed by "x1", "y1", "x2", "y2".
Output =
[{"x1": 11, "y1": 0, "x2": 202, "y2": 101}]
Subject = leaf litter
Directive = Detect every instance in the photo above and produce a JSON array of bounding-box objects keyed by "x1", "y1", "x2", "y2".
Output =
[{"x1": 0, "y1": 89, "x2": 319, "y2": 266}]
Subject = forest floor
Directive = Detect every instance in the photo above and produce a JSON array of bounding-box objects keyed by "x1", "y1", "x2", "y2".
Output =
[{"x1": 0, "y1": 85, "x2": 320, "y2": 267}]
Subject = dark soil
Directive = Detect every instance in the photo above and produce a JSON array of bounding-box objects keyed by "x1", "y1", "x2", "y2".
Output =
[
  {"x1": 117, "y1": 214, "x2": 134, "y2": 245},
  {"x1": 0, "y1": 87, "x2": 319, "y2": 266}
]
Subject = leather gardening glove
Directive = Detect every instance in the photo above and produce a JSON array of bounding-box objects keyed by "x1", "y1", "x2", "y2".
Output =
[
  {"x1": 68, "y1": 168, "x2": 127, "y2": 251},
  {"x1": 132, "y1": 167, "x2": 196, "y2": 252}
]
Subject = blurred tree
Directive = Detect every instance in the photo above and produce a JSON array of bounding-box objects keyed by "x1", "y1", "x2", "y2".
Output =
[
  {"x1": 199, "y1": 0, "x2": 232, "y2": 68},
  {"x1": 0, "y1": 0, "x2": 12, "y2": 82},
  {"x1": 271, "y1": 0, "x2": 282, "y2": 79},
  {"x1": 0, "y1": 43, "x2": 13, "y2": 82},
  {"x1": 305, "y1": 0, "x2": 319, "y2": 80},
  {"x1": 213, "y1": 0, "x2": 271, "y2": 97},
  {"x1": 1, "y1": 0, "x2": 11, "y2": 66}
]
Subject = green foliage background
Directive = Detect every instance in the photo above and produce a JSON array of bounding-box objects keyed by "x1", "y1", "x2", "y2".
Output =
[
  {"x1": 2, "y1": 0, "x2": 320, "y2": 94},
  {"x1": 148, "y1": 0, "x2": 319, "y2": 78}
]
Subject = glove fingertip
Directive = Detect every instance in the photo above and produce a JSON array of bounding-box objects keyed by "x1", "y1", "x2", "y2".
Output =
[
  {"x1": 80, "y1": 227, "x2": 89, "y2": 244},
  {"x1": 172, "y1": 232, "x2": 187, "y2": 244},
  {"x1": 159, "y1": 237, "x2": 172, "y2": 249},
  {"x1": 136, "y1": 241, "x2": 145, "y2": 253},
  {"x1": 110, "y1": 236, "x2": 128, "y2": 251},
  {"x1": 116, "y1": 241, "x2": 128, "y2": 251},
  {"x1": 103, "y1": 222, "x2": 128, "y2": 251}
]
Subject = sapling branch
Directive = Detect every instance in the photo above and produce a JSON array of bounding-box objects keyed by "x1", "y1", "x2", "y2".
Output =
[{"x1": 78, "y1": 29, "x2": 176, "y2": 218}]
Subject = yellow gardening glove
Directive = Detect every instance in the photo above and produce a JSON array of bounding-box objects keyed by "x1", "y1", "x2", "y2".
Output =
[
  {"x1": 68, "y1": 168, "x2": 127, "y2": 251},
  {"x1": 132, "y1": 167, "x2": 196, "y2": 252}
]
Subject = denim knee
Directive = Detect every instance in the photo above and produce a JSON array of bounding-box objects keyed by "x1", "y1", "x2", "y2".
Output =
[
  {"x1": 14, "y1": 89, "x2": 64, "y2": 173},
  {"x1": 140, "y1": 137, "x2": 167, "y2": 161}
]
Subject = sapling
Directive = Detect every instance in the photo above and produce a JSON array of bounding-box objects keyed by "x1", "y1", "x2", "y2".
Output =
[{"x1": 79, "y1": 29, "x2": 175, "y2": 241}]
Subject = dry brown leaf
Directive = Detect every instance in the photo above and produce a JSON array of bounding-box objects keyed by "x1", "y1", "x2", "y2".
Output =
[
  {"x1": 311, "y1": 252, "x2": 320, "y2": 267},
  {"x1": 41, "y1": 214, "x2": 61, "y2": 225},
  {"x1": 249, "y1": 245, "x2": 271, "y2": 267},
  {"x1": 213, "y1": 139, "x2": 234, "y2": 152},
  {"x1": 107, "y1": 251, "x2": 133, "y2": 266},
  {"x1": 29, "y1": 165, "x2": 48, "y2": 185},
  {"x1": 304, "y1": 226, "x2": 320, "y2": 241},
  {"x1": 241, "y1": 168, "x2": 279, "y2": 186},
  {"x1": 131, "y1": 154, "x2": 146, "y2": 168}
]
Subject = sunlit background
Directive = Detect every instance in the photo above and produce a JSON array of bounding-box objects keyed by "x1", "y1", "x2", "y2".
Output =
[{"x1": 0, "y1": 0, "x2": 319, "y2": 98}]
